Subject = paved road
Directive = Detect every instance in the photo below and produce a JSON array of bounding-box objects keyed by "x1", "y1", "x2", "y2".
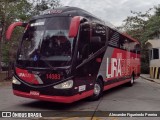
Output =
[{"x1": 0, "y1": 77, "x2": 160, "y2": 120}]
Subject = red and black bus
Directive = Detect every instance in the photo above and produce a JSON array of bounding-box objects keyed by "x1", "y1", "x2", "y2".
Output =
[{"x1": 6, "y1": 6, "x2": 140, "y2": 103}]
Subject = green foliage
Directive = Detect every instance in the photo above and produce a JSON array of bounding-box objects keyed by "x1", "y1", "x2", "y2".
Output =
[
  {"x1": 122, "y1": 8, "x2": 152, "y2": 43},
  {"x1": 144, "y1": 15, "x2": 160, "y2": 39},
  {"x1": 122, "y1": 5, "x2": 160, "y2": 43},
  {"x1": 2, "y1": 42, "x2": 10, "y2": 64},
  {"x1": 0, "y1": 0, "x2": 62, "y2": 71},
  {"x1": 31, "y1": 0, "x2": 61, "y2": 15},
  {"x1": 0, "y1": 0, "x2": 32, "y2": 68},
  {"x1": 155, "y1": 4, "x2": 160, "y2": 16},
  {"x1": 141, "y1": 45, "x2": 150, "y2": 74},
  {"x1": 121, "y1": 4, "x2": 160, "y2": 74}
]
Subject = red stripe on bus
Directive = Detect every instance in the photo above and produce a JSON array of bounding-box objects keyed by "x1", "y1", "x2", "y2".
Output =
[
  {"x1": 122, "y1": 33, "x2": 139, "y2": 43},
  {"x1": 104, "y1": 78, "x2": 131, "y2": 91},
  {"x1": 13, "y1": 90, "x2": 94, "y2": 103}
]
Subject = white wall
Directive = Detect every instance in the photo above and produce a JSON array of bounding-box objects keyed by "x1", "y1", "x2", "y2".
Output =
[{"x1": 150, "y1": 59, "x2": 160, "y2": 67}]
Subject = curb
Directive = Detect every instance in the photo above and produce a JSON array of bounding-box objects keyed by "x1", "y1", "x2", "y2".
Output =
[{"x1": 140, "y1": 76, "x2": 160, "y2": 85}]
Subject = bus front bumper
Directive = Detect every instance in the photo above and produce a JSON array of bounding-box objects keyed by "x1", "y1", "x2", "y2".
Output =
[{"x1": 13, "y1": 90, "x2": 93, "y2": 103}]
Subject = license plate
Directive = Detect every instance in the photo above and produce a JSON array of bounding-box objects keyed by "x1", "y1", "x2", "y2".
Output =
[{"x1": 30, "y1": 91, "x2": 40, "y2": 96}]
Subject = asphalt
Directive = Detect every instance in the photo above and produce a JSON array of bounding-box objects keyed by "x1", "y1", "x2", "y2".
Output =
[
  {"x1": 1, "y1": 76, "x2": 160, "y2": 120},
  {"x1": 140, "y1": 74, "x2": 160, "y2": 84}
]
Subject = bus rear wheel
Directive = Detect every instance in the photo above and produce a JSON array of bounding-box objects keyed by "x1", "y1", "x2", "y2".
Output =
[{"x1": 89, "y1": 79, "x2": 103, "y2": 101}]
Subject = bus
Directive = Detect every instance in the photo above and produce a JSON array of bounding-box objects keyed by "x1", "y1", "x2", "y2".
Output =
[{"x1": 6, "y1": 6, "x2": 141, "y2": 103}]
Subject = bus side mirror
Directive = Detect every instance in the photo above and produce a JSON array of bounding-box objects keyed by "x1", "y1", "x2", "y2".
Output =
[
  {"x1": 6, "y1": 22, "x2": 27, "y2": 40},
  {"x1": 68, "y1": 16, "x2": 81, "y2": 38},
  {"x1": 90, "y1": 36, "x2": 101, "y2": 43}
]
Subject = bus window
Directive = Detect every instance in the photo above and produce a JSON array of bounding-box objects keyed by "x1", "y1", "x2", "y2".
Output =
[
  {"x1": 135, "y1": 44, "x2": 141, "y2": 54},
  {"x1": 129, "y1": 41, "x2": 137, "y2": 52},
  {"x1": 119, "y1": 36, "x2": 125, "y2": 49},
  {"x1": 108, "y1": 29, "x2": 119, "y2": 48},
  {"x1": 77, "y1": 23, "x2": 90, "y2": 62},
  {"x1": 91, "y1": 23, "x2": 106, "y2": 53},
  {"x1": 120, "y1": 38, "x2": 129, "y2": 50}
]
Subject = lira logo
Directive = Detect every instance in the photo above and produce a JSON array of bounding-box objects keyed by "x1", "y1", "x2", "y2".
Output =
[
  {"x1": 18, "y1": 73, "x2": 31, "y2": 78},
  {"x1": 106, "y1": 58, "x2": 122, "y2": 78}
]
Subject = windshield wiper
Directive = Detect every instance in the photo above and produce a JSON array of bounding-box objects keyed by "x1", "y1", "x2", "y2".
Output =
[{"x1": 41, "y1": 59, "x2": 57, "y2": 70}]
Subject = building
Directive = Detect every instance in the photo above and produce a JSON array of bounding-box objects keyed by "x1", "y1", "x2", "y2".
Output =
[{"x1": 146, "y1": 38, "x2": 160, "y2": 79}]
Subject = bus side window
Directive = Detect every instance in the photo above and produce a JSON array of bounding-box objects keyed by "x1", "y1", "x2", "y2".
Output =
[
  {"x1": 135, "y1": 44, "x2": 141, "y2": 54},
  {"x1": 91, "y1": 23, "x2": 106, "y2": 53},
  {"x1": 119, "y1": 36, "x2": 125, "y2": 49},
  {"x1": 129, "y1": 41, "x2": 136, "y2": 52},
  {"x1": 108, "y1": 29, "x2": 119, "y2": 48},
  {"x1": 119, "y1": 36, "x2": 129, "y2": 50},
  {"x1": 77, "y1": 23, "x2": 90, "y2": 61}
]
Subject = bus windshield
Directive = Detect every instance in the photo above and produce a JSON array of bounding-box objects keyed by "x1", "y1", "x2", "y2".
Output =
[{"x1": 18, "y1": 17, "x2": 73, "y2": 63}]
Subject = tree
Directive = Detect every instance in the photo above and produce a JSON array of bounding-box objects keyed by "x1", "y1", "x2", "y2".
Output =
[
  {"x1": 0, "y1": 0, "x2": 32, "y2": 72},
  {"x1": 122, "y1": 9, "x2": 152, "y2": 43},
  {"x1": 31, "y1": 0, "x2": 61, "y2": 15},
  {"x1": 0, "y1": 0, "x2": 62, "y2": 72},
  {"x1": 121, "y1": 4, "x2": 160, "y2": 73}
]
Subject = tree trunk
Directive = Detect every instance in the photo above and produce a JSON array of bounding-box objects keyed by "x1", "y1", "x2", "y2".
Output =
[{"x1": 0, "y1": 0, "x2": 8, "y2": 72}]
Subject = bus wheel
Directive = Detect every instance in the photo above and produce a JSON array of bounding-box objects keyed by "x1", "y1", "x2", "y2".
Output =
[
  {"x1": 127, "y1": 74, "x2": 134, "y2": 87},
  {"x1": 89, "y1": 79, "x2": 103, "y2": 101}
]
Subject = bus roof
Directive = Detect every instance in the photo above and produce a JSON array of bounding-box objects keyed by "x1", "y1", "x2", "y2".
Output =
[
  {"x1": 122, "y1": 33, "x2": 140, "y2": 44},
  {"x1": 31, "y1": 6, "x2": 104, "y2": 24},
  {"x1": 31, "y1": 6, "x2": 139, "y2": 44}
]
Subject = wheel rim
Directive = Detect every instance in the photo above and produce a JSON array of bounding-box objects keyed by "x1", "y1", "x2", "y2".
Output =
[{"x1": 94, "y1": 83, "x2": 101, "y2": 96}]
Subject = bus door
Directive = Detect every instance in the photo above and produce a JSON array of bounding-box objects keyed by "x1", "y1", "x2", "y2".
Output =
[{"x1": 75, "y1": 22, "x2": 93, "y2": 92}]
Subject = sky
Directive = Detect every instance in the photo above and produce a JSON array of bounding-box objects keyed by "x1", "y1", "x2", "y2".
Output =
[{"x1": 61, "y1": 0, "x2": 160, "y2": 27}]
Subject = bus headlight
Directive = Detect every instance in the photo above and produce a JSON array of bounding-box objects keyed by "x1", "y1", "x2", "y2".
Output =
[
  {"x1": 54, "y1": 80, "x2": 73, "y2": 89},
  {"x1": 12, "y1": 76, "x2": 21, "y2": 85}
]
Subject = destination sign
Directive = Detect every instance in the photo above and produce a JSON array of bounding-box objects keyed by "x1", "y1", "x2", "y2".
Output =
[{"x1": 40, "y1": 9, "x2": 63, "y2": 15}]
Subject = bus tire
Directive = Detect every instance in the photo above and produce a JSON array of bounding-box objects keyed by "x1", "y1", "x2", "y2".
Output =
[
  {"x1": 127, "y1": 74, "x2": 134, "y2": 87},
  {"x1": 89, "y1": 79, "x2": 103, "y2": 101}
]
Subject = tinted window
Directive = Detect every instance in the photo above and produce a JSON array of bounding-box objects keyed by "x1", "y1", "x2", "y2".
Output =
[
  {"x1": 92, "y1": 23, "x2": 106, "y2": 44},
  {"x1": 91, "y1": 23, "x2": 106, "y2": 53},
  {"x1": 153, "y1": 48, "x2": 159, "y2": 59},
  {"x1": 18, "y1": 17, "x2": 73, "y2": 62},
  {"x1": 77, "y1": 23, "x2": 90, "y2": 61},
  {"x1": 108, "y1": 29, "x2": 119, "y2": 47},
  {"x1": 119, "y1": 36, "x2": 128, "y2": 50},
  {"x1": 119, "y1": 35, "x2": 140, "y2": 53}
]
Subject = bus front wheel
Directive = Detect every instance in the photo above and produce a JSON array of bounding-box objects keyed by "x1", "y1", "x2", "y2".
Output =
[{"x1": 89, "y1": 79, "x2": 103, "y2": 101}]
